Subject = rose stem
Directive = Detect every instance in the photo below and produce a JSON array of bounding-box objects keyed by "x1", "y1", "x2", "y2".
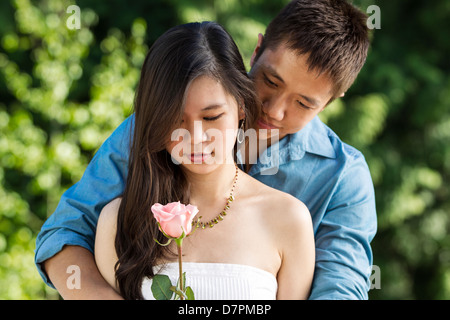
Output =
[{"x1": 177, "y1": 244, "x2": 184, "y2": 300}]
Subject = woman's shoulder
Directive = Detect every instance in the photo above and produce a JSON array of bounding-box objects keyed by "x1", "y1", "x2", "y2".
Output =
[
  {"x1": 241, "y1": 172, "x2": 310, "y2": 224},
  {"x1": 265, "y1": 189, "x2": 310, "y2": 229},
  {"x1": 97, "y1": 197, "x2": 122, "y2": 231}
]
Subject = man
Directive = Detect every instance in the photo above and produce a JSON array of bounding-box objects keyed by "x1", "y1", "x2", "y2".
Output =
[{"x1": 35, "y1": 0, "x2": 377, "y2": 299}]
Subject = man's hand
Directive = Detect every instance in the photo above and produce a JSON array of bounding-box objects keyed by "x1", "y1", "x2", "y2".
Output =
[{"x1": 43, "y1": 245, "x2": 123, "y2": 300}]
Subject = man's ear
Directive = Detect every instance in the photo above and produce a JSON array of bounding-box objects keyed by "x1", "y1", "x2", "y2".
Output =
[
  {"x1": 250, "y1": 33, "x2": 264, "y2": 67},
  {"x1": 339, "y1": 92, "x2": 345, "y2": 98}
]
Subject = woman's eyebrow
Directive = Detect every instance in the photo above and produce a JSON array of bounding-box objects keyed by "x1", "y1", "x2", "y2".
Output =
[{"x1": 201, "y1": 103, "x2": 227, "y2": 111}]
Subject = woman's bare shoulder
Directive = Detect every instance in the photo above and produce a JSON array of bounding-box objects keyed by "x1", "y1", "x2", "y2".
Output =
[
  {"x1": 265, "y1": 188, "x2": 310, "y2": 229},
  {"x1": 98, "y1": 197, "x2": 121, "y2": 229},
  {"x1": 241, "y1": 172, "x2": 310, "y2": 222}
]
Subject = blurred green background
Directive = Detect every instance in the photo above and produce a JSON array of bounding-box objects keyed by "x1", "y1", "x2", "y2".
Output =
[{"x1": 0, "y1": 0, "x2": 449, "y2": 300}]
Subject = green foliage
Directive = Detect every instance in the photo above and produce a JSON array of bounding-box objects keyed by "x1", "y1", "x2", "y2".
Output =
[
  {"x1": 0, "y1": 0, "x2": 448, "y2": 299},
  {"x1": 151, "y1": 274, "x2": 174, "y2": 300},
  {"x1": 0, "y1": 0, "x2": 176, "y2": 299}
]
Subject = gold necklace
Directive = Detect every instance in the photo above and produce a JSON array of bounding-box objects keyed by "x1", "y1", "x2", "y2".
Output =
[{"x1": 192, "y1": 164, "x2": 239, "y2": 229}]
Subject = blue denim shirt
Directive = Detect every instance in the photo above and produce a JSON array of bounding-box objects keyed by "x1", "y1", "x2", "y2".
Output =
[{"x1": 35, "y1": 115, "x2": 377, "y2": 299}]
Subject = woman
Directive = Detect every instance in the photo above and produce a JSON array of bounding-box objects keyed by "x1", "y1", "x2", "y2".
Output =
[{"x1": 94, "y1": 21, "x2": 315, "y2": 300}]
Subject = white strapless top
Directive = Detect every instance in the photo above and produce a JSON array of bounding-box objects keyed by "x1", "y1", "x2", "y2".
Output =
[{"x1": 141, "y1": 262, "x2": 277, "y2": 300}]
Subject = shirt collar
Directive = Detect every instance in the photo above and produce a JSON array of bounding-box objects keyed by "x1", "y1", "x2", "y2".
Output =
[
  {"x1": 288, "y1": 116, "x2": 337, "y2": 160},
  {"x1": 239, "y1": 116, "x2": 336, "y2": 175}
]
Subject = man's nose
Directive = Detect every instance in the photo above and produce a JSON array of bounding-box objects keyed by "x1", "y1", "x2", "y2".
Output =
[{"x1": 262, "y1": 95, "x2": 286, "y2": 121}]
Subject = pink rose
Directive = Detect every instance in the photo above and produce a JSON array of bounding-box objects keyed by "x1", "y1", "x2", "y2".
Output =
[{"x1": 151, "y1": 201, "x2": 199, "y2": 239}]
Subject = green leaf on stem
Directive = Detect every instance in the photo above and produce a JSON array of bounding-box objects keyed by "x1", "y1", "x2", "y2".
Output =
[
  {"x1": 153, "y1": 237, "x2": 172, "y2": 247},
  {"x1": 186, "y1": 286, "x2": 195, "y2": 300},
  {"x1": 151, "y1": 274, "x2": 174, "y2": 300},
  {"x1": 170, "y1": 286, "x2": 187, "y2": 300}
]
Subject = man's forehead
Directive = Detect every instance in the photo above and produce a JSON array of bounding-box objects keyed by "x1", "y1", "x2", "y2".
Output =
[{"x1": 256, "y1": 47, "x2": 334, "y2": 107}]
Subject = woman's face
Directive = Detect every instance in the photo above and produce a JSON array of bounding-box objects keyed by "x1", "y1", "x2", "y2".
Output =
[{"x1": 166, "y1": 75, "x2": 244, "y2": 174}]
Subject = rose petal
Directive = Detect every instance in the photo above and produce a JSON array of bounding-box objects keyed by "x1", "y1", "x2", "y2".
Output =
[
  {"x1": 151, "y1": 203, "x2": 175, "y2": 222},
  {"x1": 151, "y1": 201, "x2": 199, "y2": 238},
  {"x1": 160, "y1": 214, "x2": 184, "y2": 238}
]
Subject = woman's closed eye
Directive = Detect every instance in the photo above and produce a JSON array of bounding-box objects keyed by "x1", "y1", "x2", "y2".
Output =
[
  {"x1": 180, "y1": 112, "x2": 224, "y2": 124},
  {"x1": 203, "y1": 113, "x2": 224, "y2": 121}
]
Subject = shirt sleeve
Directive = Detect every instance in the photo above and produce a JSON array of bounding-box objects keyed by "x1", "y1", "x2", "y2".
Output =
[
  {"x1": 34, "y1": 116, "x2": 133, "y2": 288},
  {"x1": 309, "y1": 152, "x2": 377, "y2": 300}
]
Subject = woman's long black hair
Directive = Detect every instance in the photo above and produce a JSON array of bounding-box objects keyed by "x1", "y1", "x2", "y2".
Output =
[{"x1": 115, "y1": 21, "x2": 260, "y2": 300}]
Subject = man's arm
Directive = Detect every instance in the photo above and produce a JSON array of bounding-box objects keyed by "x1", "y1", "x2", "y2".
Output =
[
  {"x1": 309, "y1": 153, "x2": 377, "y2": 300},
  {"x1": 35, "y1": 116, "x2": 134, "y2": 298},
  {"x1": 44, "y1": 246, "x2": 122, "y2": 299}
]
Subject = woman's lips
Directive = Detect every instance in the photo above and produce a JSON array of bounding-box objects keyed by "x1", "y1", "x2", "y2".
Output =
[
  {"x1": 188, "y1": 152, "x2": 212, "y2": 163},
  {"x1": 257, "y1": 118, "x2": 279, "y2": 130}
]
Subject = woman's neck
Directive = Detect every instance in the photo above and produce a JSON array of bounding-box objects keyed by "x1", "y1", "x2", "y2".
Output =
[{"x1": 184, "y1": 163, "x2": 238, "y2": 208}]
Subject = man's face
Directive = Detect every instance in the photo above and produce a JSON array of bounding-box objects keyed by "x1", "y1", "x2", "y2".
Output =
[{"x1": 249, "y1": 37, "x2": 335, "y2": 141}]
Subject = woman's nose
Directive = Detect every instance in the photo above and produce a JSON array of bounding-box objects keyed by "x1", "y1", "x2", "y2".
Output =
[{"x1": 187, "y1": 120, "x2": 208, "y2": 145}]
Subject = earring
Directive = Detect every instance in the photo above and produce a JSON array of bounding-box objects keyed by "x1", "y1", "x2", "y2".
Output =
[{"x1": 237, "y1": 118, "x2": 245, "y2": 144}]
